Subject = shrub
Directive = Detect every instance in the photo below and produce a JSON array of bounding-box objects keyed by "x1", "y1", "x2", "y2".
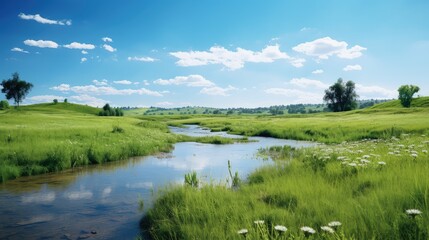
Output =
[{"x1": 0, "y1": 100, "x2": 9, "y2": 110}]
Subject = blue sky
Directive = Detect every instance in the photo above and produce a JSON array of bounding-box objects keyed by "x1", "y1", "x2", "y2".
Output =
[{"x1": 1, "y1": 0, "x2": 428, "y2": 108}]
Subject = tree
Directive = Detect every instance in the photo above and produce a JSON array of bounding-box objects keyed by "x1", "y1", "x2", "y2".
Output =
[
  {"x1": 64, "y1": 98, "x2": 68, "y2": 103},
  {"x1": 53, "y1": 99, "x2": 58, "y2": 104},
  {"x1": 398, "y1": 85, "x2": 420, "y2": 108},
  {"x1": 1, "y1": 73, "x2": 33, "y2": 107},
  {"x1": 323, "y1": 78, "x2": 358, "y2": 112}
]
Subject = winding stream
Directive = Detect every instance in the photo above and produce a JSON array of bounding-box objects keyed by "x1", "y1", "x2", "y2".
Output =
[{"x1": 0, "y1": 125, "x2": 317, "y2": 239}]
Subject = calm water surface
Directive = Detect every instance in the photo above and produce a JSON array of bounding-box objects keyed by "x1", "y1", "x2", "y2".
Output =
[{"x1": 0, "y1": 125, "x2": 317, "y2": 240}]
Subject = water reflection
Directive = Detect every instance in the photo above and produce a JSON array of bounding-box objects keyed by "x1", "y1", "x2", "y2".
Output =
[
  {"x1": 0, "y1": 125, "x2": 318, "y2": 239},
  {"x1": 21, "y1": 191, "x2": 56, "y2": 204}
]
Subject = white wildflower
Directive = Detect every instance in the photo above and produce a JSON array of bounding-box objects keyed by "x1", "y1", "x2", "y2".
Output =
[
  {"x1": 274, "y1": 225, "x2": 287, "y2": 233},
  {"x1": 328, "y1": 221, "x2": 342, "y2": 228},
  {"x1": 254, "y1": 220, "x2": 264, "y2": 225},
  {"x1": 237, "y1": 229, "x2": 248, "y2": 235},
  {"x1": 378, "y1": 161, "x2": 386, "y2": 165},
  {"x1": 406, "y1": 209, "x2": 422, "y2": 218},
  {"x1": 301, "y1": 226, "x2": 316, "y2": 236},
  {"x1": 362, "y1": 155, "x2": 370, "y2": 159},
  {"x1": 321, "y1": 226, "x2": 335, "y2": 234}
]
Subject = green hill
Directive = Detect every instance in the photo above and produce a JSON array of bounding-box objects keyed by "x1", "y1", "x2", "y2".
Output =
[
  {"x1": 7, "y1": 102, "x2": 100, "y2": 115},
  {"x1": 370, "y1": 96, "x2": 429, "y2": 109}
]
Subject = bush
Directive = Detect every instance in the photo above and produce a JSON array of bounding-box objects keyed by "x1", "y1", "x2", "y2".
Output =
[
  {"x1": 99, "y1": 103, "x2": 124, "y2": 116},
  {"x1": 0, "y1": 100, "x2": 9, "y2": 110}
]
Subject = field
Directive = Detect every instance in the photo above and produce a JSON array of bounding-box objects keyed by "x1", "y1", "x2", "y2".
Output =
[{"x1": 141, "y1": 98, "x2": 429, "y2": 239}]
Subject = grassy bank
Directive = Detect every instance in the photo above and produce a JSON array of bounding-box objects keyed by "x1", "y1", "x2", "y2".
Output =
[
  {"x1": 142, "y1": 99, "x2": 429, "y2": 239},
  {"x1": 142, "y1": 134, "x2": 429, "y2": 239},
  {"x1": 0, "y1": 103, "x2": 178, "y2": 182},
  {"x1": 159, "y1": 97, "x2": 429, "y2": 144}
]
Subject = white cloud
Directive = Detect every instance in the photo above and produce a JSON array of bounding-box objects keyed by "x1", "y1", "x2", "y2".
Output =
[
  {"x1": 293, "y1": 37, "x2": 366, "y2": 59},
  {"x1": 143, "y1": 80, "x2": 150, "y2": 86},
  {"x1": 312, "y1": 69, "x2": 324, "y2": 74},
  {"x1": 102, "y1": 37, "x2": 113, "y2": 42},
  {"x1": 290, "y1": 58, "x2": 306, "y2": 68},
  {"x1": 92, "y1": 79, "x2": 109, "y2": 86},
  {"x1": 156, "y1": 101, "x2": 175, "y2": 107},
  {"x1": 113, "y1": 80, "x2": 132, "y2": 85},
  {"x1": 290, "y1": 78, "x2": 328, "y2": 89},
  {"x1": 154, "y1": 75, "x2": 215, "y2": 87},
  {"x1": 200, "y1": 85, "x2": 237, "y2": 96},
  {"x1": 103, "y1": 44, "x2": 116, "y2": 52},
  {"x1": 69, "y1": 94, "x2": 107, "y2": 107},
  {"x1": 356, "y1": 84, "x2": 396, "y2": 99},
  {"x1": 64, "y1": 42, "x2": 95, "y2": 50},
  {"x1": 343, "y1": 64, "x2": 362, "y2": 71},
  {"x1": 24, "y1": 39, "x2": 58, "y2": 48},
  {"x1": 264, "y1": 88, "x2": 323, "y2": 104},
  {"x1": 18, "y1": 13, "x2": 71, "y2": 25},
  {"x1": 170, "y1": 44, "x2": 296, "y2": 70},
  {"x1": 81, "y1": 50, "x2": 88, "y2": 54},
  {"x1": 51, "y1": 84, "x2": 71, "y2": 91},
  {"x1": 11, "y1": 47, "x2": 29, "y2": 53},
  {"x1": 51, "y1": 83, "x2": 163, "y2": 97},
  {"x1": 127, "y1": 56, "x2": 158, "y2": 62},
  {"x1": 27, "y1": 95, "x2": 65, "y2": 103},
  {"x1": 80, "y1": 57, "x2": 87, "y2": 63}
]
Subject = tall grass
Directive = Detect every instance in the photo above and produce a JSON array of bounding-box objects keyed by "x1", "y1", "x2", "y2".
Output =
[
  {"x1": 142, "y1": 134, "x2": 429, "y2": 239},
  {"x1": 0, "y1": 103, "x2": 177, "y2": 182}
]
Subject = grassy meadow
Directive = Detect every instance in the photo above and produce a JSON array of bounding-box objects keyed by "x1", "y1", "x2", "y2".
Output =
[{"x1": 141, "y1": 98, "x2": 429, "y2": 239}]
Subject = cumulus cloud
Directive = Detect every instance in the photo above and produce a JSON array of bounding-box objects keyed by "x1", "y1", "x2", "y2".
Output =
[
  {"x1": 92, "y1": 79, "x2": 109, "y2": 86},
  {"x1": 155, "y1": 101, "x2": 175, "y2": 107},
  {"x1": 143, "y1": 80, "x2": 150, "y2": 86},
  {"x1": 343, "y1": 64, "x2": 362, "y2": 71},
  {"x1": 127, "y1": 56, "x2": 158, "y2": 62},
  {"x1": 264, "y1": 88, "x2": 323, "y2": 104},
  {"x1": 69, "y1": 94, "x2": 107, "y2": 107},
  {"x1": 154, "y1": 75, "x2": 215, "y2": 87},
  {"x1": 51, "y1": 83, "x2": 163, "y2": 97},
  {"x1": 103, "y1": 44, "x2": 116, "y2": 52},
  {"x1": 170, "y1": 44, "x2": 298, "y2": 70},
  {"x1": 102, "y1": 37, "x2": 113, "y2": 42},
  {"x1": 64, "y1": 42, "x2": 95, "y2": 50},
  {"x1": 356, "y1": 84, "x2": 396, "y2": 99},
  {"x1": 11, "y1": 47, "x2": 29, "y2": 53},
  {"x1": 27, "y1": 95, "x2": 65, "y2": 103},
  {"x1": 293, "y1": 37, "x2": 366, "y2": 59},
  {"x1": 18, "y1": 13, "x2": 71, "y2": 25},
  {"x1": 81, "y1": 50, "x2": 88, "y2": 54},
  {"x1": 312, "y1": 69, "x2": 324, "y2": 74},
  {"x1": 200, "y1": 85, "x2": 237, "y2": 96},
  {"x1": 290, "y1": 78, "x2": 329, "y2": 89},
  {"x1": 113, "y1": 80, "x2": 132, "y2": 85},
  {"x1": 80, "y1": 57, "x2": 87, "y2": 63},
  {"x1": 24, "y1": 39, "x2": 58, "y2": 48}
]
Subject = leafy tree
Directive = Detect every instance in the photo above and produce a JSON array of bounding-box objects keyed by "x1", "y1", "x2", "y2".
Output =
[
  {"x1": 1, "y1": 73, "x2": 33, "y2": 107},
  {"x1": 64, "y1": 98, "x2": 68, "y2": 103},
  {"x1": 0, "y1": 100, "x2": 9, "y2": 110},
  {"x1": 398, "y1": 85, "x2": 420, "y2": 108},
  {"x1": 53, "y1": 99, "x2": 58, "y2": 104},
  {"x1": 323, "y1": 78, "x2": 358, "y2": 112},
  {"x1": 99, "y1": 103, "x2": 123, "y2": 116}
]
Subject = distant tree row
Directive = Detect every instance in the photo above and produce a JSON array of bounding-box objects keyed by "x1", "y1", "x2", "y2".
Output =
[{"x1": 99, "y1": 104, "x2": 124, "y2": 116}]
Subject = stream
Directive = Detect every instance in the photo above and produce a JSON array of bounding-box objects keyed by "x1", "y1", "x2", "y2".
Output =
[{"x1": 0, "y1": 125, "x2": 317, "y2": 239}]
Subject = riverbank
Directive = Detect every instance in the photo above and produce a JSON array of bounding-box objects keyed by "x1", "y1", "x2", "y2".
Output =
[{"x1": 142, "y1": 100, "x2": 429, "y2": 239}]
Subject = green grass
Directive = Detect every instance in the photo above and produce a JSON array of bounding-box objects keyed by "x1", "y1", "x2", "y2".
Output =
[
  {"x1": 0, "y1": 103, "x2": 177, "y2": 182},
  {"x1": 143, "y1": 135, "x2": 429, "y2": 240},
  {"x1": 156, "y1": 97, "x2": 429, "y2": 144},
  {"x1": 142, "y1": 98, "x2": 429, "y2": 239}
]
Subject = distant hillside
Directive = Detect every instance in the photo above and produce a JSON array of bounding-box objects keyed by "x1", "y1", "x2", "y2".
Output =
[
  {"x1": 370, "y1": 96, "x2": 429, "y2": 109},
  {"x1": 8, "y1": 103, "x2": 100, "y2": 115}
]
